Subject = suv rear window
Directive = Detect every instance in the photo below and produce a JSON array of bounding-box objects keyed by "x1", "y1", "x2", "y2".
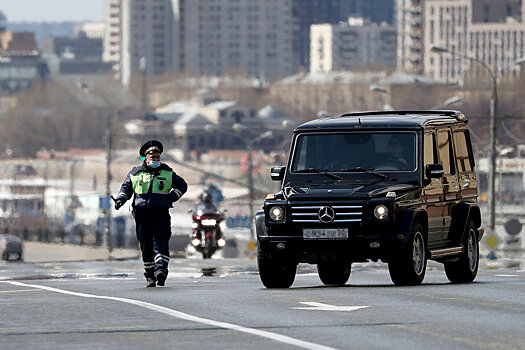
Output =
[
  {"x1": 453, "y1": 130, "x2": 473, "y2": 172},
  {"x1": 291, "y1": 132, "x2": 417, "y2": 172}
]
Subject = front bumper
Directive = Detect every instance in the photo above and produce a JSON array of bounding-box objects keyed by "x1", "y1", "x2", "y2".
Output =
[{"x1": 258, "y1": 224, "x2": 401, "y2": 263}]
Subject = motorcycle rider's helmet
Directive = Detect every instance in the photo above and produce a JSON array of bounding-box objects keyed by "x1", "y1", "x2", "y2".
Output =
[{"x1": 201, "y1": 192, "x2": 213, "y2": 203}]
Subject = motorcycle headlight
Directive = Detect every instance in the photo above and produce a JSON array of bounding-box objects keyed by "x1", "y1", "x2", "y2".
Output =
[
  {"x1": 201, "y1": 219, "x2": 217, "y2": 226},
  {"x1": 374, "y1": 205, "x2": 389, "y2": 220},
  {"x1": 269, "y1": 206, "x2": 285, "y2": 222}
]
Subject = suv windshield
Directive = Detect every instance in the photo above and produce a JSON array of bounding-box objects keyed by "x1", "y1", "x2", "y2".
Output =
[{"x1": 291, "y1": 132, "x2": 417, "y2": 172}]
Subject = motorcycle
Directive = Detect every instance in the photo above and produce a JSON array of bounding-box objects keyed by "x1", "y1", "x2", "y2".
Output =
[{"x1": 189, "y1": 205, "x2": 226, "y2": 259}]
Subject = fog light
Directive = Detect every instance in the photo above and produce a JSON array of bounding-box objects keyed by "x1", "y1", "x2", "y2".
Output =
[
  {"x1": 277, "y1": 243, "x2": 286, "y2": 250},
  {"x1": 374, "y1": 205, "x2": 388, "y2": 220},
  {"x1": 269, "y1": 206, "x2": 285, "y2": 222}
]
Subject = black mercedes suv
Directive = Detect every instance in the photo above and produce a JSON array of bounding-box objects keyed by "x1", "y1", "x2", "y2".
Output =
[{"x1": 256, "y1": 110, "x2": 483, "y2": 288}]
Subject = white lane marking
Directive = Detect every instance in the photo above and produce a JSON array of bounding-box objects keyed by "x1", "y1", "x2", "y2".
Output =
[
  {"x1": 494, "y1": 274, "x2": 519, "y2": 277},
  {"x1": 1, "y1": 281, "x2": 337, "y2": 350},
  {"x1": 292, "y1": 302, "x2": 370, "y2": 312}
]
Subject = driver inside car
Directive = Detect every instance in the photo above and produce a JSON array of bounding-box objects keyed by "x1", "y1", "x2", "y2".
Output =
[{"x1": 387, "y1": 135, "x2": 409, "y2": 169}]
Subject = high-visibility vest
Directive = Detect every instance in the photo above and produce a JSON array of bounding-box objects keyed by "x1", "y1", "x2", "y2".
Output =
[{"x1": 130, "y1": 169, "x2": 173, "y2": 195}]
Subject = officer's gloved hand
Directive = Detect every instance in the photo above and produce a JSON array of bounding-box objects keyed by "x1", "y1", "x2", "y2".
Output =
[{"x1": 115, "y1": 199, "x2": 125, "y2": 210}]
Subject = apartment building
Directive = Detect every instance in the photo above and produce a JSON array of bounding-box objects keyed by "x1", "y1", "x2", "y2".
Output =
[
  {"x1": 120, "y1": 0, "x2": 178, "y2": 86},
  {"x1": 293, "y1": 1, "x2": 395, "y2": 70},
  {"x1": 310, "y1": 17, "x2": 397, "y2": 73},
  {"x1": 106, "y1": 0, "x2": 295, "y2": 85},
  {"x1": 103, "y1": 0, "x2": 122, "y2": 77},
  {"x1": 74, "y1": 23, "x2": 105, "y2": 40},
  {"x1": 424, "y1": 0, "x2": 525, "y2": 83},
  {"x1": 397, "y1": 0, "x2": 425, "y2": 74},
  {"x1": 178, "y1": 0, "x2": 294, "y2": 81}
]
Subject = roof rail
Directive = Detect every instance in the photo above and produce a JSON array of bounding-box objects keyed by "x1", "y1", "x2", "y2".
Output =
[{"x1": 339, "y1": 110, "x2": 467, "y2": 121}]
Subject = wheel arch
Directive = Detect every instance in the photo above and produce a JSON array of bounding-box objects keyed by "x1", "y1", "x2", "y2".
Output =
[
  {"x1": 255, "y1": 210, "x2": 268, "y2": 239},
  {"x1": 397, "y1": 208, "x2": 428, "y2": 251},
  {"x1": 448, "y1": 202, "x2": 481, "y2": 243}
]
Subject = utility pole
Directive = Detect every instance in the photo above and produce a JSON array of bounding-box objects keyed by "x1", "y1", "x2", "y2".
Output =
[
  {"x1": 140, "y1": 56, "x2": 147, "y2": 116},
  {"x1": 105, "y1": 112, "x2": 113, "y2": 255},
  {"x1": 248, "y1": 150, "x2": 254, "y2": 240}
]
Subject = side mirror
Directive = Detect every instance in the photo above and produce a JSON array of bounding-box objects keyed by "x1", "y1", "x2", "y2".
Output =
[
  {"x1": 426, "y1": 164, "x2": 444, "y2": 179},
  {"x1": 270, "y1": 166, "x2": 285, "y2": 181}
]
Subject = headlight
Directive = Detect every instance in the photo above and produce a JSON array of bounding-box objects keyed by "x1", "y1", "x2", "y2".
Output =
[
  {"x1": 268, "y1": 206, "x2": 285, "y2": 222},
  {"x1": 374, "y1": 205, "x2": 389, "y2": 220},
  {"x1": 191, "y1": 239, "x2": 200, "y2": 246},
  {"x1": 218, "y1": 238, "x2": 226, "y2": 247},
  {"x1": 201, "y1": 219, "x2": 217, "y2": 226}
]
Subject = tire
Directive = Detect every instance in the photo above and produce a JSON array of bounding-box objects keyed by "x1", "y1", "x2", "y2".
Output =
[
  {"x1": 444, "y1": 220, "x2": 479, "y2": 284},
  {"x1": 388, "y1": 221, "x2": 427, "y2": 286},
  {"x1": 257, "y1": 244, "x2": 296, "y2": 288},
  {"x1": 317, "y1": 261, "x2": 351, "y2": 286},
  {"x1": 17, "y1": 253, "x2": 23, "y2": 262},
  {"x1": 2, "y1": 252, "x2": 8, "y2": 261}
]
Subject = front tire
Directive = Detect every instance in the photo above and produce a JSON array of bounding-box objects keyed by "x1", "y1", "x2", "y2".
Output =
[
  {"x1": 444, "y1": 220, "x2": 479, "y2": 284},
  {"x1": 317, "y1": 260, "x2": 351, "y2": 286},
  {"x1": 388, "y1": 221, "x2": 427, "y2": 286},
  {"x1": 257, "y1": 244, "x2": 296, "y2": 288}
]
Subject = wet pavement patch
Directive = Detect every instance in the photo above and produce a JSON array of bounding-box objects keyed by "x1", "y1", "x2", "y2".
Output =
[{"x1": 3, "y1": 273, "x2": 133, "y2": 281}]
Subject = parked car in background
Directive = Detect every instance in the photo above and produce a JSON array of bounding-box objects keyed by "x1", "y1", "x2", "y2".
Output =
[{"x1": 0, "y1": 234, "x2": 23, "y2": 261}]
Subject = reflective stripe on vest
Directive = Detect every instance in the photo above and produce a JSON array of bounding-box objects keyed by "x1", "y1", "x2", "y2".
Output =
[{"x1": 130, "y1": 169, "x2": 173, "y2": 195}]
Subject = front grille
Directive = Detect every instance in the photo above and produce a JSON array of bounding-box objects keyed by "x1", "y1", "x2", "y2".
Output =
[{"x1": 291, "y1": 204, "x2": 363, "y2": 224}]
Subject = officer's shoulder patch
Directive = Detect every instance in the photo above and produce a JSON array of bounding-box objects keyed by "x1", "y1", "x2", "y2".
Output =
[
  {"x1": 129, "y1": 166, "x2": 144, "y2": 175},
  {"x1": 160, "y1": 163, "x2": 173, "y2": 171}
]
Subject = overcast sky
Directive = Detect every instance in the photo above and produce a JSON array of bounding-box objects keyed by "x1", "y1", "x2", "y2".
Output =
[{"x1": 0, "y1": 0, "x2": 104, "y2": 22}]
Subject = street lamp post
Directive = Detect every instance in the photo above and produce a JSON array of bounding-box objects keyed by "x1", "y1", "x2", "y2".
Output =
[
  {"x1": 369, "y1": 84, "x2": 461, "y2": 110},
  {"x1": 431, "y1": 44, "x2": 498, "y2": 240},
  {"x1": 245, "y1": 131, "x2": 273, "y2": 240},
  {"x1": 78, "y1": 82, "x2": 114, "y2": 255},
  {"x1": 207, "y1": 124, "x2": 273, "y2": 239}
]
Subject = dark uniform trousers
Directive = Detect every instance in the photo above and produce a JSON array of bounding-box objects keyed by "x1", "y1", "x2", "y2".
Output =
[{"x1": 135, "y1": 208, "x2": 171, "y2": 280}]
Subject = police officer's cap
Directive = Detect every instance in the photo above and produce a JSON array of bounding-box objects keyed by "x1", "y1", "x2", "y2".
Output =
[{"x1": 139, "y1": 140, "x2": 163, "y2": 157}]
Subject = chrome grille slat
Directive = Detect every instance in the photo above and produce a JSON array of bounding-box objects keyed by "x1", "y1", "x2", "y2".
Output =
[{"x1": 290, "y1": 203, "x2": 363, "y2": 224}]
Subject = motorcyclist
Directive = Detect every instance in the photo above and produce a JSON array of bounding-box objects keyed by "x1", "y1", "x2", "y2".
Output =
[{"x1": 192, "y1": 191, "x2": 223, "y2": 241}]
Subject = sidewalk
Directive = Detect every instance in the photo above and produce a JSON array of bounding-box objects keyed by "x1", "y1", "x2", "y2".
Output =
[{"x1": 24, "y1": 242, "x2": 139, "y2": 263}]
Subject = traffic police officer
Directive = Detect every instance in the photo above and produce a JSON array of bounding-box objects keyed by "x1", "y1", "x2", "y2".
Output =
[{"x1": 115, "y1": 140, "x2": 187, "y2": 287}]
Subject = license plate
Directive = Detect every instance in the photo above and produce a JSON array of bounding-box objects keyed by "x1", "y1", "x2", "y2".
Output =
[{"x1": 303, "y1": 228, "x2": 348, "y2": 240}]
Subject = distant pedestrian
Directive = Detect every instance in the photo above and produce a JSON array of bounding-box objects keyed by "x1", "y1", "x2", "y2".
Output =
[{"x1": 114, "y1": 140, "x2": 187, "y2": 287}]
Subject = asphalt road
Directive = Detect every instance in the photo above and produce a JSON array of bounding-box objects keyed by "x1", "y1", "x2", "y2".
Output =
[{"x1": 1, "y1": 257, "x2": 524, "y2": 350}]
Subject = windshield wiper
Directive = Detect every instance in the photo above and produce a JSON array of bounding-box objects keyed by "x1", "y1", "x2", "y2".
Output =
[
  {"x1": 339, "y1": 167, "x2": 391, "y2": 180},
  {"x1": 294, "y1": 168, "x2": 343, "y2": 180}
]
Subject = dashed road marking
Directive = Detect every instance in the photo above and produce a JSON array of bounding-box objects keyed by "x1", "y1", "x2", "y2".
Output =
[
  {"x1": 292, "y1": 302, "x2": 369, "y2": 312},
  {"x1": 1, "y1": 281, "x2": 337, "y2": 350}
]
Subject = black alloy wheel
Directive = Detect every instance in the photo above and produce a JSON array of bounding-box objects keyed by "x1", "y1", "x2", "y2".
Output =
[
  {"x1": 388, "y1": 221, "x2": 427, "y2": 286},
  {"x1": 444, "y1": 219, "x2": 479, "y2": 283},
  {"x1": 257, "y1": 244, "x2": 296, "y2": 288}
]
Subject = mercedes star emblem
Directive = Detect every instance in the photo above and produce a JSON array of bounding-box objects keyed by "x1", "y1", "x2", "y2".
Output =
[{"x1": 318, "y1": 206, "x2": 335, "y2": 223}]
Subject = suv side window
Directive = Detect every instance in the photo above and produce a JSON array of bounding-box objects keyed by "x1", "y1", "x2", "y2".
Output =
[
  {"x1": 437, "y1": 129, "x2": 456, "y2": 175},
  {"x1": 453, "y1": 130, "x2": 473, "y2": 173},
  {"x1": 423, "y1": 131, "x2": 437, "y2": 167}
]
